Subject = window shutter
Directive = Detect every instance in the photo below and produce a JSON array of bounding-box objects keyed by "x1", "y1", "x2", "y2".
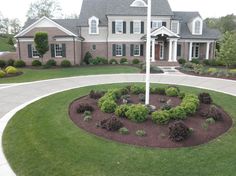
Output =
[
  {"x1": 162, "y1": 22, "x2": 167, "y2": 27},
  {"x1": 28, "y1": 44, "x2": 32, "y2": 58},
  {"x1": 130, "y1": 44, "x2": 134, "y2": 56},
  {"x1": 62, "y1": 43, "x2": 66, "y2": 57},
  {"x1": 112, "y1": 44, "x2": 116, "y2": 56},
  {"x1": 130, "y1": 21, "x2": 133, "y2": 34},
  {"x1": 177, "y1": 44, "x2": 181, "y2": 57},
  {"x1": 123, "y1": 21, "x2": 126, "y2": 34},
  {"x1": 51, "y1": 44, "x2": 55, "y2": 58},
  {"x1": 140, "y1": 44, "x2": 144, "y2": 56},
  {"x1": 122, "y1": 44, "x2": 126, "y2": 56},
  {"x1": 151, "y1": 21, "x2": 153, "y2": 28},
  {"x1": 141, "y1": 22, "x2": 144, "y2": 34},
  {"x1": 112, "y1": 22, "x2": 115, "y2": 34}
]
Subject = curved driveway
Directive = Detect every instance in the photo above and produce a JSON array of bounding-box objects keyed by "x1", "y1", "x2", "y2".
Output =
[{"x1": 0, "y1": 73, "x2": 236, "y2": 175}]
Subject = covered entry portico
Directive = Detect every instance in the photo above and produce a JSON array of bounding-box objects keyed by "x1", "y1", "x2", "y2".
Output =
[{"x1": 149, "y1": 26, "x2": 180, "y2": 62}]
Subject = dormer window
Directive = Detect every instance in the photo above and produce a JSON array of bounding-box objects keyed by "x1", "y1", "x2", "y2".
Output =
[
  {"x1": 130, "y1": 0, "x2": 147, "y2": 7},
  {"x1": 171, "y1": 21, "x2": 179, "y2": 34},
  {"x1": 152, "y1": 20, "x2": 162, "y2": 29},
  {"x1": 89, "y1": 16, "x2": 99, "y2": 34},
  {"x1": 192, "y1": 17, "x2": 203, "y2": 35}
]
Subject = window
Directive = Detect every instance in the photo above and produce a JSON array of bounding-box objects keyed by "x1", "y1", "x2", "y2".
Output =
[
  {"x1": 130, "y1": 0, "x2": 147, "y2": 7},
  {"x1": 32, "y1": 46, "x2": 39, "y2": 58},
  {"x1": 134, "y1": 44, "x2": 140, "y2": 56},
  {"x1": 89, "y1": 16, "x2": 99, "y2": 34},
  {"x1": 133, "y1": 21, "x2": 141, "y2": 34},
  {"x1": 171, "y1": 21, "x2": 179, "y2": 34},
  {"x1": 92, "y1": 44, "x2": 96, "y2": 51},
  {"x1": 192, "y1": 43, "x2": 200, "y2": 58},
  {"x1": 115, "y1": 21, "x2": 123, "y2": 34},
  {"x1": 55, "y1": 44, "x2": 63, "y2": 57},
  {"x1": 177, "y1": 44, "x2": 181, "y2": 57},
  {"x1": 116, "y1": 44, "x2": 122, "y2": 56},
  {"x1": 194, "y1": 20, "x2": 201, "y2": 34},
  {"x1": 152, "y1": 21, "x2": 162, "y2": 29}
]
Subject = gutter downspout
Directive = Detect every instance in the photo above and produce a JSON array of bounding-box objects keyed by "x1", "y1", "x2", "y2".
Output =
[{"x1": 73, "y1": 36, "x2": 76, "y2": 65}]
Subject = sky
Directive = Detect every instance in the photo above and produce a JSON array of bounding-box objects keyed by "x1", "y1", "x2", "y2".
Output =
[{"x1": 0, "y1": 0, "x2": 235, "y2": 25}]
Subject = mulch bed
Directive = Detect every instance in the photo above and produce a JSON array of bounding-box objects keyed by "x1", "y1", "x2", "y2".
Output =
[
  {"x1": 69, "y1": 94, "x2": 232, "y2": 148},
  {"x1": 178, "y1": 69, "x2": 236, "y2": 81}
]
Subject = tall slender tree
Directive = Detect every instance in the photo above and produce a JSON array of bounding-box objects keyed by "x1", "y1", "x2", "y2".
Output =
[{"x1": 34, "y1": 32, "x2": 49, "y2": 63}]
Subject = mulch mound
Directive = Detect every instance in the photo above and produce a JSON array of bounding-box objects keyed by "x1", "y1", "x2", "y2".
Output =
[{"x1": 69, "y1": 94, "x2": 232, "y2": 148}]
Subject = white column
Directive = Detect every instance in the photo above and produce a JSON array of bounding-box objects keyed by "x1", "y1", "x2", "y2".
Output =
[
  {"x1": 189, "y1": 42, "x2": 193, "y2": 61},
  {"x1": 173, "y1": 40, "x2": 178, "y2": 62},
  {"x1": 206, "y1": 42, "x2": 210, "y2": 60},
  {"x1": 168, "y1": 39, "x2": 173, "y2": 62},
  {"x1": 145, "y1": 0, "x2": 151, "y2": 105},
  {"x1": 151, "y1": 39, "x2": 155, "y2": 62}
]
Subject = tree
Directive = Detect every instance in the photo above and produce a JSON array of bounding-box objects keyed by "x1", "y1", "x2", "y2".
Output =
[
  {"x1": 0, "y1": 18, "x2": 10, "y2": 34},
  {"x1": 10, "y1": 18, "x2": 21, "y2": 35},
  {"x1": 218, "y1": 32, "x2": 236, "y2": 68},
  {"x1": 27, "y1": 0, "x2": 62, "y2": 19},
  {"x1": 34, "y1": 32, "x2": 49, "y2": 62}
]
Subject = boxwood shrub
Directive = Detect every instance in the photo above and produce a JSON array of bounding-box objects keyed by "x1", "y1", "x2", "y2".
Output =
[
  {"x1": 115, "y1": 104, "x2": 130, "y2": 118},
  {"x1": 60, "y1": 60, "x2": 71, "y2": 67},
  {"x1": 120, "y1": 58, "x2": 128, "y2": 64},
  {"x1": 101, "y1": 99, "x2": 117, "y2": 113},
  {"x1": 130, "y1": 85, "x2": 145, "y2": 94},
  {"x1": 14, "y1": 60, "x2": 26, "y2": 68},
  {"x1": 0, "y1": 70, "x2": 6, "y2": 78},
  {"x1": 5, "y1": 66, "x2": 18, "y2": 74},
  {"x1": 109, "y1": 58, "x2": 118, "y2": 64},
  {"x1": 46, "y1": 59, "x2": 57, "y2": 66},
  {"x1": 32, "y1": 60, "x2": 42, "y2": 67},
  {"x1": 125, "y1": 104, "x2": 148, "y2": 123},
  {"x1": 152, "y1": 110, "x2": 170, "y2": 124},
  {"x1": 132, "y1": 58, "x2": 140, "y2": 64},
  {"x1": 165, "y1": 87, "x2": 179, "y2": 97}
]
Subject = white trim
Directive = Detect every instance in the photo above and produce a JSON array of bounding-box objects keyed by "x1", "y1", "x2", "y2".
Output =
[
  {"x1": 179, "y1": 39, "x2": 215, "y2": 43},
  {"x1": 151, "y1": 26, "x2": 180, "y2": 38},
  {"x1": 54, "y1": 38, "x2": 79, "y2": 42},
  {"x1": 55, "y1": 44, "x2": 63, "y2": 57},
  {"x1": 159, "y1": 42, "x2": 164, "y2": 60},
  {"x1": 133, "y1": 44, "x2": 141, "y2": 56},
  {"x1": 88, "y1": 16, "x2": 99, "y2": 35},
  {"x1": 15, "y1": 16, "x2": 77, "y2": 38},
  {"x1": 130, "y1": 0, "x2": 147, "y2": 7},
  {"x1": 115, "y1": 44, "x2": 123, "y2": 56},
  {"x1": 192, "y1": 17, "x2": 203, "y2": 35}
]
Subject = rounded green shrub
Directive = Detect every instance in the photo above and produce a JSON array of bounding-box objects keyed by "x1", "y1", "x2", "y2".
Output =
[
  {"x1": 168, "y1": 107, "x2": 187, "y2": 120},
  {"x1": 0, "y1": 60, "x2": 6, "y2": 68},
  {"x1": 125, "y1": 104, "x2": 148, "y2": 123},
  {"x1": 46, "y1": 59, "x2": 57, "y2": 66},
  {"x1": 132, "y1": 58, "x2": 140, "y2": 64},
  {"x1": 191, "y1": 59, "x2": 200, "y2": 64},
  {"x1": 109, "y1": 59, "x2": 118, "y2": 64},
  {"x1": 61, "y1": 60, "x2": 71, "y2": 67},
  {"x1": 32, "y1": 60, "x2": 42, "y2": 67},
  {"x1": 6, "y1": 66, "x2": 18, "y2": 74},
  {"x1": 13, "y1": 60, "x2": 26, "y2": 68},
  {"x1": 178, "y1": 58, "x2": 186, "y2": 65},
  {"x1": 152, "y1": 110, "x2": 170, "y2": 124},
  {"x1": 115, "y1": 104, "x2": 130, "y2": 118},
  {"x1": 0, "y1": 70, "x2": 6, "y2": 78},
  {"x1": 165, "y1": 87, "x2": 179, "y2": 97},
  {"x1": 101, "y1": 100, "x2": 117, "y2": 113},
  {"x1": 120, "y1": 58, "x2": 128, "y2": 64},
  {"x1": 150, "y1": 87, "x2": 166, "y2": 95},
  {"x1": 130, "y1": 85, "x2": 145, "y2": 94}
]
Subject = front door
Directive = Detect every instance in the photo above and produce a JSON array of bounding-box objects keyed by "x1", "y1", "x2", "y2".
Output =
[{"x1": 155, "y1": 42, "x2": 164, "y2": 60}]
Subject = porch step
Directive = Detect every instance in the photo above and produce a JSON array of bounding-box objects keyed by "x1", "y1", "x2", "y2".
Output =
[{"x1": 152, "y1": 61, "x2": 179, "y2": 67}]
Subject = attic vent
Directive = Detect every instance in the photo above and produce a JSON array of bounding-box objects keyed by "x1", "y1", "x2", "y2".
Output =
[{"x1": 130, "y1": 0, "x2": 147, "y2": 7}]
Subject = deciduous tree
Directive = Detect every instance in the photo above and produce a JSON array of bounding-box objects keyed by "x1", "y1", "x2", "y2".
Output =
[{"x1": 34, "y1": 32, "x2": 49, "y2": 62}]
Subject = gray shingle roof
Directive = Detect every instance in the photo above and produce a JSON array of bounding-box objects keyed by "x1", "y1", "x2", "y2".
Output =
[
  {"x1": 173, "y1": 11, "x2": 221, "y2": 40},
  {"x1": 78, "y1": 0, "x2": 174, "y2": 26}
]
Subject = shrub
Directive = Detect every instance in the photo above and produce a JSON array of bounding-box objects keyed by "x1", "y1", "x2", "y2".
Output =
[
  {"x1": 165, "y1": 87, "x2": 179, "y2": 97},
  {"x1": 6, "y1": 59, "x2": 15, "y2": 66},
  {"x1": 151, "y1": 87, "x2": 166, "y2": 95},
  {"x1": 169, "y1": 121, "x2": 191, "y2": 142},
  {"x1": 181, "y1": 94, "x2": 199, "y2": 115},
  {"x1": 84, "y1": 51, "x2": 92, "y2": 64},
  {"x1": 178, "y1": 58, "x2": 186, "y2": 65},
  {"x1": 32, "y1": 60, "x2": 42, "y2": 67},
  {"x1": 0, "y1": 70, "x2": 6, "y2": 78},
  {"x1": 136, "y1": 130, "x2": 146, "y2": 137},
  {"x1": 101, "y1": 99, "x2": 117, "y2": 113},
  {"x1": 77, "y1": 103, "x2": 94, "y2": 113},
  {"x1": 130, "y1": 85, "x2": 145, "y2": 94},
  {"x1": 132, "y1": 58, "x2": 140, "y2": 64},
  {"x1": 178, "y1": 92, "x2": 185, "y2": 99},
  {"x1": 60, "y1": 60, "x2": 71, "y2": 67},
  {"x1": 183, "y1": 62, "x2": 195, "y2": 69},
  {"x1": 14, "y1": 60, "x2": 26, "y2": 68},
  {"x1": 100, "y1": 117, "x2": 123, "y2": 131},
  {"x1": 5, "y1": 66, "x2": 18, "y2": 74},
  {"x1": 191, "y1": 59, "x2": 200, "y2": 64},
  {"x1": 120, "y1": 58, "x2": 128, "y2": 64},
  {"x1": 46, "y1": 59, "x2": 56, "y2": 67},
  {"x1": 125, "y1": 104, "x2": 148, "y2": 123},
  {"x1": 168, "y1": 107, "x2": 187, "y2": 120},
  {"x1": 119, "y1": 127, "x2": 129, "y2": 135},
  {"x1": 161, "y1": 103, "x2": 172, "y2": 110},
  {"x1": 90, "y1": 57, "x2": 108, "y2": 65},
  {"x1": 193, "y1": 64, "x2": 204, "y2": 74},
  {"x1": 198, "y1": 92, "x2": 212, "y2": 104},
  {"x1": 152, "y1": 110, "x2": 170, "y2": 124},
  {"x1": 207, "y1": 68, "x2": 218, "y2": 75},
  {"x1": 202, "y1": 60, "x2": 210, "y2": 66},
  {"x1": 207, "y1": 105, "x2": 222, "y2": 121},
  {"x1": 109, "y1": 58, "x2": 118, "y2": 64},
  {"x1": 115, "y1": 104, "x2": 130, "y2": 118},
  {"x1": 0, "y1": 60, "x2": 6, "y2": 68},
  {"x1": 138, "y1": 93, "x2": 145, "y2": 102},
  {"x1": 89, "y1": 90, "x2": 104, "y2": 99}
]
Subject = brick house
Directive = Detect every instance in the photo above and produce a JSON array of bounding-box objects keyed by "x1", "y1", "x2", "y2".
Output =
[{"x1": 15, "y1": 0, "x2": 220, "y2": 65}]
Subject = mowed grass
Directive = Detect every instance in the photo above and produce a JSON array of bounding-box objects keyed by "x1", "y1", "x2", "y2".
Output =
[
  {"x1": 0, "y1": 35, "x2": 15, "y2": 52},
  {"x1": 0, "y1": 65, "x2": 140, "y2": 83},
  {"x1": 3, "y1": 83, "x2": 236, "y2": 176}
]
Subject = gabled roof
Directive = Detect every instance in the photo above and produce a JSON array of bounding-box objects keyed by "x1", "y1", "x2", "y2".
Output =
[
  {"x1": 173, "y1": 11, "x2": 221, "y2": 40},
  {"x1": 16, "y1": 16, "x2": 79, "y2": 37},
  {"x1": 78, "y1": 0, "x2": 174, "y2": 26}
]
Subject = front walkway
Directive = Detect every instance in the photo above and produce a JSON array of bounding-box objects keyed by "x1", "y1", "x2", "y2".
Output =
[{"x1": 0, "y1": 73, "x2": 236, "y2": 175}]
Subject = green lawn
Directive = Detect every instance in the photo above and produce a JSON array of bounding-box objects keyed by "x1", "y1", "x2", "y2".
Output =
[
  {"x1": 0, "y1": 35, "x2": 15, "y2": 52},
  {"x1": 0, "y1": 65, "x2": 140, "y2": 83},
  {"x1": 3, "y1": 83, "x2": 236, "y2": 176}
]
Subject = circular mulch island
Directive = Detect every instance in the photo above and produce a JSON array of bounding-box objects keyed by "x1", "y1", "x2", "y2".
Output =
[{"x1": 69, "y1": 87, "x2": 232, "y2": 148}]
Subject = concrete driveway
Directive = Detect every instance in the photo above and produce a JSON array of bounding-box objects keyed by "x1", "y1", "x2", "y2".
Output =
[{"x1": 0, "y1": 73, "x2": 235, "y2": 175}]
